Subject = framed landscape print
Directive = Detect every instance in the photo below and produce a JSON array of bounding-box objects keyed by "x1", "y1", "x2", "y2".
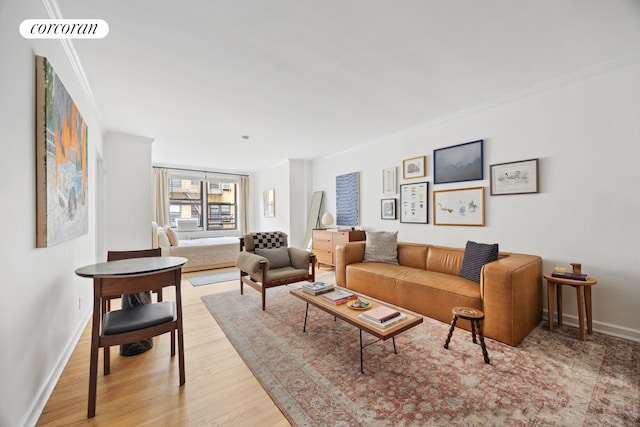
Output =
[
  {"x1": 433, "y1": 139, "x2": 483, "y2": 184},
  {"x1": 403, "y1": 156, "x2": 426, "y2": 179},
  {"x1": 400, "y1": 182, "x2": 428, "y2": 223},
  {"x1": 433, "y1": 187, "x2": 484, "y2": 226},
  {"x1": 36, "y1": 56, "x2": 89, "y2": 247},
  {"x1": 490, "y1": 158, "x2": 539, "y2": 195},
  {"x1": 381, "y1": 198, "x2": 397, "y2": 220}
]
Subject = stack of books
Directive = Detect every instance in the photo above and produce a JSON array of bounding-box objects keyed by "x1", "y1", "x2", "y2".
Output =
[
  {"x1": 551, "y1": 272, "x2": 588, "y2": 281},
  {"x1": 302, "y1": 281, "x2": 335, "y2": 296},
  {"x1": 321, "y1": 289, "x2": 357, "y2": 305},
  {"x1": 359, "y1": 305, "x2": 406, "y2": 328}
]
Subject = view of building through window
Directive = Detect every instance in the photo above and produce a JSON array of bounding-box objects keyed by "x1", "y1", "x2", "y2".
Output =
[{"x1": 169, "y1": 178, "x2": 237, "y2": 230}]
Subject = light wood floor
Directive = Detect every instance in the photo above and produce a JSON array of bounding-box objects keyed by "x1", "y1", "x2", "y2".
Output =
[{"x1": 37, "y1": 269, "x2": 292, "y2": 427}]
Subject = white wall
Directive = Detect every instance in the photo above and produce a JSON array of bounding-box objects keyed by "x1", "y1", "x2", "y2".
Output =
[
  {"x1": 250, "y1": 159, "x2": 313, "y2": 247},
  {"x1": 312, "y1": 61, "x2": 640, "y2": 340},
  {"x1": 104, "y1": 132, "x2": 154, "y2": 251},
  {"x1": 0, "y1": 1, "x2": 103, "y2": 425}
]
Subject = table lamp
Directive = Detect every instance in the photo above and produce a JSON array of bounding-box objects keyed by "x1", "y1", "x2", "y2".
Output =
[{"x1": 321, "y1": 212, "x2": 334, "y2": 228}]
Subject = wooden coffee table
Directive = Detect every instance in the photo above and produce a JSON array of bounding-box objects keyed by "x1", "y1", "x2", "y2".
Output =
[{"x1": 290, "y1": 288, "x2": 423, "y2": 373}]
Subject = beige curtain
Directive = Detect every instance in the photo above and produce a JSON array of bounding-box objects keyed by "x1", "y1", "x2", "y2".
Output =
[
  {"x1": 239, "y1": 176, "x2": 250, "y2": 234},
  {"x1": 153, "y1": 168, "x2": 169, "y2": 226}
]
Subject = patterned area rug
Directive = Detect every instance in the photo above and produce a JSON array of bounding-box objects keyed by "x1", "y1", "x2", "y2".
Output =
[{"x1": 201, "y1": 283, "x2": 640, "y2": 426}]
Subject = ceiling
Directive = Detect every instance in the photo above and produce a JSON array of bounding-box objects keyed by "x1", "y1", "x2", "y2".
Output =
[{"x1": 56, "y1": 0, "x2": 640, "y2": 173}]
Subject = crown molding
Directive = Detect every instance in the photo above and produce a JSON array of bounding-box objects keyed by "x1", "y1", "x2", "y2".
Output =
[{"x1": 40, "y1": 0, "x2": 104, "y2": 134}]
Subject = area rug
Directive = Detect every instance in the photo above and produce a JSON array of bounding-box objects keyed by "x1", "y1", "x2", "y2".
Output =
[
  {"x1": 201, "y1": 285, "x2": 640, "y2": 426},
  {"x1": 187, "y1": 269, "x2": 239, "y2": 286}
]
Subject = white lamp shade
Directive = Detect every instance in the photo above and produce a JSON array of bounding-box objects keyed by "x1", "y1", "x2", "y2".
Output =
[{"x1": 321, "y1": 212, "x2": 334, "y2": 227}]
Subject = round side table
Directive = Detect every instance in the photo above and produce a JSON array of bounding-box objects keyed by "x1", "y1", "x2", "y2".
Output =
[{"x1": 544, "y1": 273, "x2": 597, "y2": 340}]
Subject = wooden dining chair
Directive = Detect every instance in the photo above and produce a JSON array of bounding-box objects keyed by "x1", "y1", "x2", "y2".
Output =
[
  {"x1": 88, "y1": 255, "x2": 185, "y2": 418},
  {"x1": 103, "y1": 249, "x2": 167, "y2": 368}
]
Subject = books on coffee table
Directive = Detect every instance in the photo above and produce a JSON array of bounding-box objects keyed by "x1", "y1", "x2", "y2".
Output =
[
  {"x1": 302, "y1": 281, "x2": 335, "y2": 296},
  {"x1": 359, "y1": 312, "x2": 407, "y2": 328},
  {"x1": 321, "y1": 289, "x2": 357, "y2": 305},
  {"x1": 361, "y1": 305, "x2": 401, "y2": 323}
]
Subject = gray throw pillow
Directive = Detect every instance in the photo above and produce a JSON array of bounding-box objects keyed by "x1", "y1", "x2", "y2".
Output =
[
  {"x1": 363, "y1": 231, "x2": 399, "y2": 265},
  {"x1": 459, "y1": 240, "x2": 499, "y2": 283},
  {"x1": 255, "y1": 247, "x2": 291, "y2": 269}
]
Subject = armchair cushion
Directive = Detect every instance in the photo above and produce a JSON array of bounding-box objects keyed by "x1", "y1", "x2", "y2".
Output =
[
  {"x1": 288, "y1": 247, "x2": 312, "y2": 269},
  {"x1": 252, "y1": 232, "x2": 286, "y2": 249},
  {"x1": 255, "y1": 247, "x2": 291, "y2": 269}
]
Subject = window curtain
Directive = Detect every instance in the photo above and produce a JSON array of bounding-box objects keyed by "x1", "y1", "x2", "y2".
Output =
[
  {"x1": 153, "y1": 168, "x2": 169, "y2": 226},
  {"x1": 239, "y1": 176, "x2": 250, "y2": 234}
]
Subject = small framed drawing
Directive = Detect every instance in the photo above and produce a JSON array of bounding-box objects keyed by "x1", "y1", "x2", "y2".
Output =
[
  {"x1": 433, "y1": 187, "x2": 484, "y2": 226},
  {"x1": 490, "y1": 158, "x2": 539, "y2": 195},
  {"x1": 263, "y1": 188, "x2": 275, "y2": 217},
  {"x1": 381, "y1": 198, "x2": 397, "y2": 220},
  {"x1": 433, "y1": 139, "x2": 483, "y2": 184},
  {"x1": 403, "y1": 156, "x2": 426, "y2": 179},
  {"x1": 400, "y1": 182, "x2": 428, "y2": 223},
  {"x1": 382, "y1": 167, "x2": 396, "y2": 195}
]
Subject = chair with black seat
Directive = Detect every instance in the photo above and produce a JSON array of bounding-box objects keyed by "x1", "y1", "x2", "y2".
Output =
[
  {"x1": 104, "y1": 249, "x2": 168, "y2": 365},
  {"x1": 236, "y1": 231, "x2": 316, "y2": 310},
  {"x1": 88, "y1": 252, "x2": 185, "y2": 418}
]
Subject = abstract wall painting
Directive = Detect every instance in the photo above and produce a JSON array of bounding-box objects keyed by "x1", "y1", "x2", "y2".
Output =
[
  {"x1": 36, "y1": 56, "x2": 88, "y2": 247},
  {"x1": 434, "y1": 139, "x2": 483, "y2": 184},
  {"x1": 336, "y1": 172, "x2": 359, "y2": 226}
]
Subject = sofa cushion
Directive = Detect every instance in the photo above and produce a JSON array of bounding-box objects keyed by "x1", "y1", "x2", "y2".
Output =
[
  {"x1": 363, "y1": 231, "x2": 399, "y2": 265},
  {"x1": 459, "y1": 240, "x2": 499, "y2": 283},
  {"x1": 157, "y1": 230, "x2": 171, "y2": 248},
  {"x1": 165, "y1": 225, "x2": 179, "y2": 246},
  {"x1": 255, "y1": 246, "x2": 291, "y2": 269}
]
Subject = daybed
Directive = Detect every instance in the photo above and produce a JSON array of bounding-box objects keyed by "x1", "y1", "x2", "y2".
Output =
[
  {"x1": 335, "y1": 239, "x2": 542, "y2": 347},
  {"x1": 152, "y1": 222, "x2": 240, "y2": 273}
]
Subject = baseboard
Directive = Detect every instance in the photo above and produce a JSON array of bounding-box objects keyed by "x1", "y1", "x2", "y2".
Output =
[
  {"x1": 543, "y1": 309, "x2": 640, "y2": 343},
  {"x1": 22, "y1": 310, "x2": 91, "y2": 427}
]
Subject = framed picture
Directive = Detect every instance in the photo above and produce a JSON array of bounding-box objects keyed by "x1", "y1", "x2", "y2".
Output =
[
  {"x1": 381, "y1": 198, "x2": 397, "y2": 220},
  {"x1": 490, "y1": 158, "x2": 539, "y2": 195},
  {"x1": 433, "y1": 139, "x2": 483, "y2": 184},
  {"x1": 433, "y1": 187, "x2": 484, "y2": 226},
  {"x1": 336, "y1": 172, "x2": 359, "y2": 226},
  {"x1": 36, "y1": 56, "x2": 89, "y2": 247},
  {"x1": 400, "y1": 182, "x2": 429, "y2": 223},
  {"x1": 402, "y1": 156, "x2": 426, "y2": 179},
  {"x1": 382, "y1": 166, "x2": 396, "y2": 195},
  {"x1": 263, "y1": 188, "x2": 275, "y2": 217}
]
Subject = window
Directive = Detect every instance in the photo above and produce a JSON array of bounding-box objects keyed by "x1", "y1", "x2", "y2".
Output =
[{"x1": 168, "y1": 175, "x2": 238, "y2": 230}]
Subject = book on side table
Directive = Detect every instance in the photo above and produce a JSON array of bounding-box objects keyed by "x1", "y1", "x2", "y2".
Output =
[{"x1": 302, "y1": 281, "x2": 335, "y2": 296}]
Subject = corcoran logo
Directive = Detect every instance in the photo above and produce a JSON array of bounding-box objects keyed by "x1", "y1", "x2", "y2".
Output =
[{"x1": 20, "y1": 19, "x2": 109, "y2": 39}]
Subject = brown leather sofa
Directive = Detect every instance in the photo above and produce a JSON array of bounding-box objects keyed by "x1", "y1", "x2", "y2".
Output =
[{"x1": 335, "y1": 241, "x2": 542, "y2": 346}]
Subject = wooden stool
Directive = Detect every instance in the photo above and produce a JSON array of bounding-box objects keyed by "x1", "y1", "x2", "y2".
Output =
[{"x1": 444, "y1": 307, "x2": 490, "y2": 364}]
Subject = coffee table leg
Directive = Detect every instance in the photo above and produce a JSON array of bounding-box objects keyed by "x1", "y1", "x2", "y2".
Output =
[
  {"x1": 303, "y1": 303, "x2": 309, "y2": 332},
  {"x1": 392, "y1": 337, "x2": 397, "y2": 354},
  {"x1": 359, "y1": 329, "x2": 364, "y2": 374}
]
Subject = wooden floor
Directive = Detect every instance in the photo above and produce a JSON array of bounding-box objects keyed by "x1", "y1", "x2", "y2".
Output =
[{"x1": 37, "y1": 269, "x2": 291, "y2": 427}]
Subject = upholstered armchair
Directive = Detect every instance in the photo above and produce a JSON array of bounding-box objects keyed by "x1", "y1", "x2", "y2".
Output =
[{"x1": 236, "y1": 231, "x2": 315, "y2": 310}]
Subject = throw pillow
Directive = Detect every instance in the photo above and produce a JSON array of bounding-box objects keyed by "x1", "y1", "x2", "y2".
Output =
[
  {"x1": 363, "y1": 231, "x2": 399, "y2": 265},
  {"x1": 459, "y1": 240, "x2": 499, "y2": 283},
  {"x1": 255, "y1": 247, "x2": 291, "y2": 269},
  {"x1": 157, "y1": 230, "x2": 171, "y2": 248},
  {"x1": 164, "y1": 225, "x2": 179, "y2": 246}
]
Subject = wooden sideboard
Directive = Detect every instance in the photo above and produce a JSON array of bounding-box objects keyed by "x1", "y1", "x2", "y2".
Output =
[{"x1": 312, "y1": 229, "x2": 366, "y2": 267}]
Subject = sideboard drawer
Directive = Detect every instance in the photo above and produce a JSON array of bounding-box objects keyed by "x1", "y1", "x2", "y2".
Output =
[{"x1": 313, "y1": 250, "x2": 332, "y2": 266}]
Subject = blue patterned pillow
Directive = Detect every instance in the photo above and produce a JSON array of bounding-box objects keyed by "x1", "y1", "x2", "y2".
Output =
[{"x1": 459, "y1": 241, "x2": 499, "y2": 283}]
